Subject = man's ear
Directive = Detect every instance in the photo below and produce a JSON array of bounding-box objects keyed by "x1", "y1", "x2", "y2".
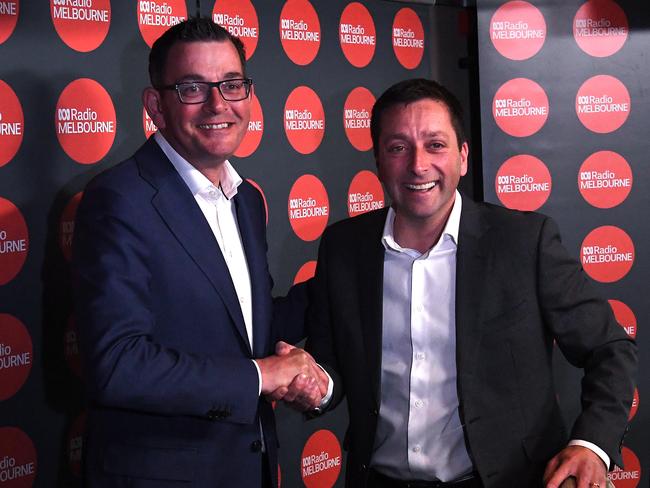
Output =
[{"x1": 142, "y1": 87, "x2": 166, "y2": 130}]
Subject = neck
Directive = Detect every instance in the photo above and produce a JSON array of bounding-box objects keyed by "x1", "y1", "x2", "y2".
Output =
[{"x1": 393, "y1": 204, "x2": 454, "y2": 253}]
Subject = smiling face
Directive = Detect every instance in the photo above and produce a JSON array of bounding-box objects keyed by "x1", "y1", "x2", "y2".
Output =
[
  {"x1": 143, "y1": 40, "x2": 250, "y2": 171},
  {"x1": 376, "y1": 98, "x2": 468, "y2": 239}
]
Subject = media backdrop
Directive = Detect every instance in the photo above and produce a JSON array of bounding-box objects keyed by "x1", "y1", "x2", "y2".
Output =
[
  {"x1": 0, "y1": 0, "x2": 440, "y2": 486},
  {"x1": 477, "y1": 1, "x2": 647, "y2": 487}
]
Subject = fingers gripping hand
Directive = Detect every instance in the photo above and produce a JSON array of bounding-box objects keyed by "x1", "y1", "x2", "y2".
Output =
[{"x1": 256, "y1": 342, "x2": 328, "y2": 397}]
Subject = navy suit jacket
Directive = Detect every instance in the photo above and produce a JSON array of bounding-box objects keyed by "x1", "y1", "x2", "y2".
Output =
[
  {"x1": 73, "y1": 138, "x2": 304, "y2": 487},
  {"x1": 307, "y1": 198, "x2": 637, "y2": 488}
]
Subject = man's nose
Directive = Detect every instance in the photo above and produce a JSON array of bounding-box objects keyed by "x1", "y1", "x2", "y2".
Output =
[
  {"x1": 204, "y1": 86, "x2": 229, "y2": 111},
  {"x1": 409, "y1": 147, "x2": 429, "y2": 174}
]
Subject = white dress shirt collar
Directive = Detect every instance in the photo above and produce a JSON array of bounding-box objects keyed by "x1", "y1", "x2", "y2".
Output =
[
  {"x1": 153, "y1": 131, "x2": 243, "y2": 200},
  {"x1": 381, "y1": 190, "x2": 463, "y2": 255}
]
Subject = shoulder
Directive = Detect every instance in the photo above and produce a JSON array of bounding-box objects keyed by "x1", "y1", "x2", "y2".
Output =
[
  {"x1": 323, "y1": 207, "x2": 388, "y2": 242},
  {"x1": 464, "y1": 198, "x2": 550, "y2": 236},
  {"x1": 84, "y1": 141, "x2": 155, "y2": 195}
]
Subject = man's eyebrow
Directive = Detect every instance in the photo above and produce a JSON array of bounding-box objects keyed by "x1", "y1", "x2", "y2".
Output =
[
  {"x1": 383, "y1": 130, "x2": 451, "y2": 140},
  {"x1": 175, "y1": 72, "x2": 244, "y2": 82}
]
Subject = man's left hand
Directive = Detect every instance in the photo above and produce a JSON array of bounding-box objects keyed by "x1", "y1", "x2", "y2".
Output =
[{"x1": 543, "y1": 445, "x2": 607, "y2": 488}]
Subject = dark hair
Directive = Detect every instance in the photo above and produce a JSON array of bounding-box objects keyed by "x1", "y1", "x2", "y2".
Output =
[
  {"x1": 148, "y1": 17, "x2": 247, "y2": 87},
  {"x1": 370, "y1": 78, "x2": 467, "y2": 154}
]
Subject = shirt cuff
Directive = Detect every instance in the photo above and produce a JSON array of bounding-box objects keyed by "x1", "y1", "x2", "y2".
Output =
[
  {"x1": 568, "y1": 439, "x2": 610, "y2": 469},
  {"x1": 252, "y1": 359, "x2": 262, "y2": 397},
  {"x1": 315, "y1": 365, "x2": 334, "y2": 411}
]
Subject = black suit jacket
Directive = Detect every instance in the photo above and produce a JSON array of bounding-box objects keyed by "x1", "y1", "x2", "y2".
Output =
[
  {"x1": 73, "y1": 138, "x2": 307, "y2": 487},
  {"x1": 307, "y1": 198, "x2": 636, "y2": 488}
]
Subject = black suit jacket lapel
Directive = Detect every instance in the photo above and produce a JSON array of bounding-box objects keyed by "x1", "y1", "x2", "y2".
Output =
[
  {"x1": 455, "y1": 198, "x2": 491, "y2": 399},
  {"x1": 358, "y1": 209, "x2": 388, "y2": 406},
  {"x1": 135, "y1": 139, "x2": 251, "y2": 353}
]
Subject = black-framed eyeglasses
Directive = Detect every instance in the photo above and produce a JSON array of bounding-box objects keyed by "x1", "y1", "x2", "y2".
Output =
[{"x1": 156, "y1": 78, "x2": 253, "y2": 104}]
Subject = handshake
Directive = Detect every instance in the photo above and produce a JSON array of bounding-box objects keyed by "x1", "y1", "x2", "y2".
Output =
[{"x1": 254, "y1": 341, "x2": 329, "y2": 412}]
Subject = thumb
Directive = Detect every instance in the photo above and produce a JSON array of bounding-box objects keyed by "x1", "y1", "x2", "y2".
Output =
[{"x1": 275, "y1": 341, "x2": 295, "y2": 356}]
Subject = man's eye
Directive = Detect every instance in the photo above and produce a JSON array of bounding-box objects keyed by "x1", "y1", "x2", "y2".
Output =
[
  {"x1": 181, "y1": 83, "x2": 202, "y2": 95},
  {"x1": 223, "y1": 81, "x2": 243, "y2": 91},
  {"x1": 388, "y1": 145, "x2": 405, "y2": 153}
]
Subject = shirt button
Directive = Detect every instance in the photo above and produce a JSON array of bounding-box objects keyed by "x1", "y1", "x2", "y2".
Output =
[
  {"x1": 412, "y1": 445, "x2": 421, "y2": 453},
  {"x1": 416, "y1": 352, "x2": 425, "y2": 360},
  {"x1": 415, "y1": 400, "x2": 424, "y2": 408}
]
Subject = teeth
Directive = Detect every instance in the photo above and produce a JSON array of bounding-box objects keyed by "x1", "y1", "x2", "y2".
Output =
[
  {"x1": 199, "y1": 123, "x2": 230, "y2": 129},
  {"x1": 406, "y1": 181, "x2": 437, "y2": 190}
]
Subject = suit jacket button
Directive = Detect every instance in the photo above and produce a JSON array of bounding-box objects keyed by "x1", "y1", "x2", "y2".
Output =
[{"x1": 251, "y1": 440, "x2": 263, "y2": 452}]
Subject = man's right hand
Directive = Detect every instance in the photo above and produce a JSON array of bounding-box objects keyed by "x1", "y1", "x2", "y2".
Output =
[{"x1": 254, "y1": 341, "x2": 329, "y2": 410}]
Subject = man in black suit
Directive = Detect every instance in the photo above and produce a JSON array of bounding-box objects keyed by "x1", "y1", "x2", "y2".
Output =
[{"x1": 302, "y1": 79, "x2": 637, "y2": 488}]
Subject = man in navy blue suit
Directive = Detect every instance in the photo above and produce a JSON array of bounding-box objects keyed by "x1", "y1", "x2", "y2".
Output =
[{"x1": 73, "y1": 18, "x2": 325, "y2": 488}]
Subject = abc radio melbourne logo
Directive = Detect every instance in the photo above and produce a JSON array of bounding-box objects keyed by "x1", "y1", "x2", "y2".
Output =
[
  {"x1": 213, "y1": 0, "x2": 259, "y2": 60},
  {"x1": 339, "y1": 2, "x2": 376, "y2": 68},
  {"x1": 392, "y1": 8, "x2": 424, "y2": 69},
  {"x1": 279, "y1": 0, "x2": 321, "y2": 66},
  {"x1": 573, "y1": 0, "x2": 628, "y2": 57},
  {"x1": 138, "y1": 0, "x2": 187, "y2": 47},
  {"x1": 301, "y1": 429, "x2": 342, "y2": 488},
  {"x1": 490, "y1": 1, "x2": 546, "y2": 61}
]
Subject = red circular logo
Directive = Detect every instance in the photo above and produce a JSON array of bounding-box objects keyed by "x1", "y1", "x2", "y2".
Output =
[
  {"x1": 0, "y1": 80, "x2": 24, "y2": 167},
  {"x1": 143, "y1": 106, "x2": 158, "y2": 139},
  {"x1": 493, "y1": 78, "x2": 549, "y2": 137},
  {"x1": 0, "y1": 427, "x2": 37, "y2": 486},
  {"x1": 59, "y1": 192, "x2": 82, "y2": 262},
  {"x1": 55, "y1": 78, "x2": 117, "y2": 164},
  {"x1": 137, "y1": 0, "x2": 187, "y2": 48},
  {"x1": 608, "y1": 299, "x2": 636, "y2": 339},
  {"x1": 339, "y1": 2, "x2": 376, "y2": 68},
  {"x1": 0, "y1": 197, "x2": 29, "y2": 285},
  {"x1": 574, "y1": 0, "x2": 628, "y2": 58},
  {"x1": 629, "y1": 388, "x2": 638, "y2": 421},
  {"x1": 0, "y1": 0, "x2": 19, "y2": 44},
  {"x1": 0, "y1": 314, "x2": 33, "y2": 401},
  {"x1": 578, "y1": 151, "x2": 631, "y2": 209},
  {"x1": 67, "y1": 411, "x2": 86, "y2": 477},
  {"x1": 581, "y1": 226, "x2": 634, "y2": 283},
  {"x1": 288, "y1": 175, "x2": 329, "y2": 242},
  {"x1": 348, "y1": 170, "x2": 384, "y2": 217},
  {"x1": 607, "y1": 446, "x2": 641, "y2": 487},
  {"x1": 294, "y1": 260, "x2": 317, "y2": 285},
  {"x1": 279, "y1": 0, "x2": 321, "y2": 66},
  {"x1": 301, "y1": 429, "x2": 342, "y2": 488},
  {"x1": 495, "y1": 154, "x2": 551, "y2": 211},
  {"x1": 246, "y1": 178, "x2": 268, "y2": 226},
  {"x1": 490, "y1": 1, "x2": 546, "y2": 61},
  {"x1": 576, "y1": 75, "x2": 630, "y2": 133},
  {"x1": 343, "y1": 87, "x2": 374, "y2": 152},
  {"x1": 284, "y1": 86, "x2": 325, "y2": 155},
  {"x1": 213, "y1": 0, "x2": 259, "y2": 60},
  {"x1": 50, "y1": 0, "x2": 111, "y2": 52},
  {"x1": 64, "y1": 315, "x2": 82, "y2": 378},
  {"x1": 234, "y1": 93, "x2": 264, "y2": 158},
  {"x1": 392, "y1": 8, "x2": 425, "y2": 69}
]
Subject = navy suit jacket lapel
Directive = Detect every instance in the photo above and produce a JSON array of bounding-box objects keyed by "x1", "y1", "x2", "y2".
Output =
[
  {"x1": 135, "y1": 139, "x2": 252, "y2": 354},
  {"x1": 233, "y1": 184, "x2": 271, "y2": 359}
]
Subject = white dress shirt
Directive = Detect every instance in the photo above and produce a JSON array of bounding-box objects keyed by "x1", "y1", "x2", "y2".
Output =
[
  {"x1": 154, "y1": 133, "x2": 261, "y2": 387},
  {"x1": 372, "y1": 191, "x2": 473, "y2": 481}
]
